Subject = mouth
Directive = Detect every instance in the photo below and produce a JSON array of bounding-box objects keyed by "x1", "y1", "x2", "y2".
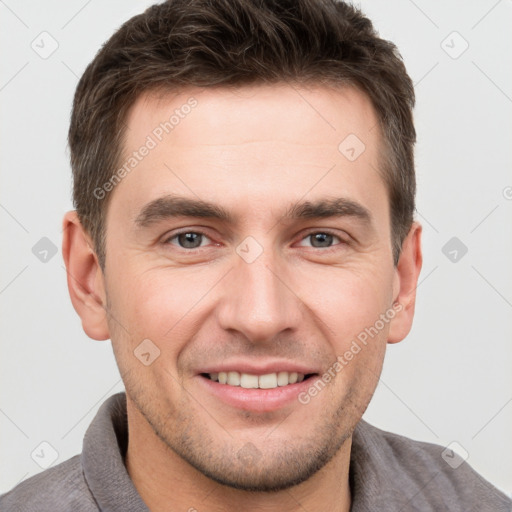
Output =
[
  {"x1": 201, "y1": 371, "x2": 316, "y2": 389},
  {"x1": 197, "y1": 369, "x2": 319, "y2": 412}
]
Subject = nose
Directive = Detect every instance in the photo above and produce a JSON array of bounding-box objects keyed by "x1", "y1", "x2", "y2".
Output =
[{"x1": 216, "y1": 246, "x2": 303, "y2": 344}]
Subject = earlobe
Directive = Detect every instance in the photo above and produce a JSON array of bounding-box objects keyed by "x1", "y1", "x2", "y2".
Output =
[
  {"x1": 387, "y1": 222, "x2": 423, "y2": 344},
  {"x1": 62, "y1": 211, "x2": 110, "y2": 341}
]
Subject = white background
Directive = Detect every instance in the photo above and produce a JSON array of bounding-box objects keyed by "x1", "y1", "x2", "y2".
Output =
[{"x1": 1, "y1": 0, "x2": 511, "y2": 498}]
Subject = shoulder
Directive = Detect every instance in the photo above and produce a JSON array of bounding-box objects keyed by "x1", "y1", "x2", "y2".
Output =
[
  {"x1": 0, "y1": 454, "x2": 98, "y2": 512},
  {"x1": 352, "y1": 420, "x2": 512, "y2": 511}
]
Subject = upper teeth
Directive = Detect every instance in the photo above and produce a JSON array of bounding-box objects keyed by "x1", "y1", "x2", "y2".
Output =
[{"x1": 208, "y1": 371, "x2": 305, "y2": 389}]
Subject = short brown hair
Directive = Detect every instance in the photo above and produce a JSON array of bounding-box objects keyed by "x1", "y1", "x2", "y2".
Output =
[{"x1": 69, "y1": 0, "x2": 415, "y2": 269}]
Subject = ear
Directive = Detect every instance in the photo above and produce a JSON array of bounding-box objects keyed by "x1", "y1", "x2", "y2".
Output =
[
  {"x1": 387, "y1": 221, "x2": 423, "y2": 344},
  {"x1": 62, "y1": 211, "x2": 110, "y2": 341}
]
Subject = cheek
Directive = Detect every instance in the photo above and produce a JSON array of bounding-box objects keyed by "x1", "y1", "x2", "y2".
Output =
[
  {"x1": 108, "y1": 266, "x2": 220, "y2": 345},
  {"x1": 298, "y1": 264, "x2": 394, "y2": 347},
  {"x1": 322, "y1": 269, "x2": 392, "y2": 401}
]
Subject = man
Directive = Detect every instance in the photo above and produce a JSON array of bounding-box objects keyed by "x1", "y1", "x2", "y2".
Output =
[{"x1": 1, "y1": 0, "x2": 510, "y2": 510}]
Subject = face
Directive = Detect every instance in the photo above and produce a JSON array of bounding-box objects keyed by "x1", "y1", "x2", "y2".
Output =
[{"x1": 101, "y1": 84, "x2": 401, "y2": 491}]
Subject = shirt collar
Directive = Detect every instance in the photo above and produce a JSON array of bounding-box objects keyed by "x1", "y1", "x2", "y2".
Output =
[{"x1": 81, "y1": 392, "x2": 149, "y2": 511}]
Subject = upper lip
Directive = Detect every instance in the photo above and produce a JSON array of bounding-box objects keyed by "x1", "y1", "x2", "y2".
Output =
[{"x1": 197, "y1": 359, "x2": 319, "y2": 376}]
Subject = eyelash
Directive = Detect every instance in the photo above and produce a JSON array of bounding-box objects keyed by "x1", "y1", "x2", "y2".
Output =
[{"x1": 162, "y1": 229, "x2": 347, "y2": 252}]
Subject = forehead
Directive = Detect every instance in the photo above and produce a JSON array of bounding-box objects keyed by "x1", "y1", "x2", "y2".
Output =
[
  {"x1": 124, "y1": 83, "x2": 380, "y2": 152},
  {"x1": 111, "y1": 83, "x2": 386, "y2": 229}
]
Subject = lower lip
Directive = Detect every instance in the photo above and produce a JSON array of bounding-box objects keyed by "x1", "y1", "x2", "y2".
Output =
[{"x1": 197, "y1": 375, "x2": 317, "y2": 412}]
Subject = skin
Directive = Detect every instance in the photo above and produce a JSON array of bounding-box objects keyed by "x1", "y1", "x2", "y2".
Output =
[{"x1": 62, "y1": 83, "x2": 422, "y2": 512}]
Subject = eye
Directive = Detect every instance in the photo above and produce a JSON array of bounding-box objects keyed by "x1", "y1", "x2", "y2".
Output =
[
  {"x1": 162, "y1": 229, "x2": 346, "y2": 251},
  {"x1": 164, "y1": 231, "x2": 212, "y2": 249},
  {"x1": 297, "y1": 231, "x2": 345, "y2": 249}
]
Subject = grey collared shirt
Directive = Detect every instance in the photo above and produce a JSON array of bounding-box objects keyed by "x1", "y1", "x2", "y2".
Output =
[{"x1": 1, "y1": 392, "x2": 510, "y2": 511}]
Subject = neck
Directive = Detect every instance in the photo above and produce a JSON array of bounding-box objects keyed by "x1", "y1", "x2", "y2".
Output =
[{"x1": 125, "y1": 399, "x2": 352, "y2": 512}]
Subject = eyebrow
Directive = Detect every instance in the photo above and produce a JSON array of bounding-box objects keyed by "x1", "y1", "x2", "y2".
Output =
[{"x1": 134, "y1": 194, "x2": 372, "y2": 228}]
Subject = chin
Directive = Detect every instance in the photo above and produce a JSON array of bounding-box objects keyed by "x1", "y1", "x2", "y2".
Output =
[{"x1": 170, "y1": 430, "x2": 351, "y2": 493}]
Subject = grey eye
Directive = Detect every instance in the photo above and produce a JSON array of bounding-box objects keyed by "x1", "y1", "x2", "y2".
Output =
[
  {"x1": 167, "y1": 232, "x2": 208, "y2": 249},
  {"x1": 309, "y1": 233, "x2": 334, "y2": 248}
]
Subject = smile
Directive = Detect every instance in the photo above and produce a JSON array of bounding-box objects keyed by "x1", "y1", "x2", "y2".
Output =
[
  {"x1": 204, "y1": 371, "x2": 313, "y2": 389},
  {"x1": 198, "y1": 368, "x2": 319, "y2": 412}
]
